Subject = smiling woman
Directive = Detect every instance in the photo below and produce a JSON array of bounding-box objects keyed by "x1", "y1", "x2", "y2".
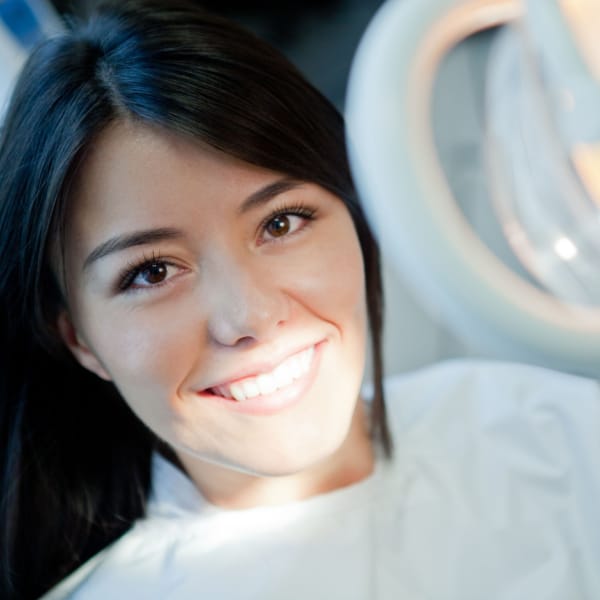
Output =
[
  {"x1": 0, "y1": 1, "x2": 386, "y2": 597},
  {"x1": 2, "y1": 1, "x2": 600, "y2": 599}
]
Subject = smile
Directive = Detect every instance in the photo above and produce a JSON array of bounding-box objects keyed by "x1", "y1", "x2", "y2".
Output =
[{"x1": 210, "y1": 346, "x2": 315, "y2": 402}]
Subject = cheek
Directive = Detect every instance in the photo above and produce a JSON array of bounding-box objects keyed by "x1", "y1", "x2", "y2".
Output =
[
  {"x1": 82, "y1": 302, "x2": 201, "y2": 396},
  {"x1": 287, "y1": 221, "x2": 367, "y2": 328}
]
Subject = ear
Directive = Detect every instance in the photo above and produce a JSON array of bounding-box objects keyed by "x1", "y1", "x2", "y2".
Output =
[{"x1": 56, "y1": 311, "x2": 112, "y2": 381}]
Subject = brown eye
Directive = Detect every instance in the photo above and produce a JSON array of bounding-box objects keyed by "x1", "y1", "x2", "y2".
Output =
[
  {"x1": 266, "y1": 215, "x2": 291, "y2": 238},
  {"x1": 119, "y1": 258, "x2": 186, "y2": 292},
  {"x1": 140, "y1": 262, "x2": 168, "y2": 284},
  {"x1": 259, "y1": 207, "x2": 316, "y2": 244}
]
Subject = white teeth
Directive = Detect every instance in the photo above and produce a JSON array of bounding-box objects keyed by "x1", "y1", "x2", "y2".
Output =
[
  {"x1": 257, "y1": 373, "x2": 277, "y2": 395},
  {"x1": 229, "y1": 383, "x2": 246, "y2": 402},
  {"x1": 211, "y1": 345, "x2": 315, "y2": 402},
  {"x1": 242, "y1": 380, "x2": 260, "y2": 399},
  {"x1": 301, "y1": 347, "x2": 314, "y2": 370},
  {"x1": 290, "y1": 356, "x2": 302, "y2": 379},
  {"x1": 272, "y1": 362, "x2": 291, "y2": 387}
]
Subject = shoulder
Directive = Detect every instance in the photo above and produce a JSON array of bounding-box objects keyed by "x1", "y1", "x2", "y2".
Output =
[
  {"x1": 378, "y1": 360, "x2": 600, "y2": 595},
  {"x1": 40, "y1": 514, "x2": 185, "y2": 599},
  {"x1": 382, "y1": 358, "x2": 600, "y2": 514},
  {"x1": 40, "y1": 452, "x2": 200, "y2": 600}
]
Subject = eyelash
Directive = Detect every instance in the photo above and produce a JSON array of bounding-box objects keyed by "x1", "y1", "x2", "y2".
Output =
[
  {"x1": 116, "y1": 202, "x2": 318, "y2": 292},
  {"x1": 257, "y1": 202, "x2": 317, "y2": 242},
  {"x1": 117, "y1": 250, "x2": 172, "y2": 292}
]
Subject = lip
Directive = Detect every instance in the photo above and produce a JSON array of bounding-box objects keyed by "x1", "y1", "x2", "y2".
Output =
[
  {"x1": 201, "y1": 341, "x2": 323, "y2": 390},
  {"x1": 195, "y1": 340, "x2": 326, "y2": 416}
]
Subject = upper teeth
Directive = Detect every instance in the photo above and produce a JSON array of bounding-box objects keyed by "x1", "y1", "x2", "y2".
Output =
[{"x1": 212, "y1": 346, "x2": 314, "y2": 402}]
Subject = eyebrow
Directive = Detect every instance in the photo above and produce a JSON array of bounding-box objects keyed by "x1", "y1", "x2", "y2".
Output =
[
  {"x1": 238, "y1": 178, "x2": 302, "y2": 214},
  {"x1": 82, "y1": 178, "x2": 303, "y2": 271},
  {"x1": 83, "y1": 227, "x2": 184, "y2": 271}
]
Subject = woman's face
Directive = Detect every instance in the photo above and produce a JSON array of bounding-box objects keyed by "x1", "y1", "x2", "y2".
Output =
[{"x1": 59, "y1": 122, "x2": 368, "y2": 478}]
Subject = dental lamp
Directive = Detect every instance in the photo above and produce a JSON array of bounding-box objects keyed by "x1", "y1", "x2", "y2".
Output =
[{"x1": 346, "y1": 0, "x2": 600, "y2": 378}]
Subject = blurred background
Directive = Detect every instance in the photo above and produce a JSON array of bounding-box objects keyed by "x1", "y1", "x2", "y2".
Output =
[{"x1": 0, "y1": 0, "x2": 478, "y2": 378}]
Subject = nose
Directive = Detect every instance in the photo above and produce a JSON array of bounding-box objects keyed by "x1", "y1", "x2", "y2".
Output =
[{"x1": 203, "y1": 251, "x2": 289, "y2": 347}]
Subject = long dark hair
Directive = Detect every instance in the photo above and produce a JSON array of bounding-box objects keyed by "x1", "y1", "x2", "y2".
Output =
[{"x1": 0, "y1": 1, "x2": 388, "y2": 597}]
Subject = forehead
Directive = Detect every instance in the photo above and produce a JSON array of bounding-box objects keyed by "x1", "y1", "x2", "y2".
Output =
[{"x1": 68, "y1": 122, "x2": 275, "y2": 233}]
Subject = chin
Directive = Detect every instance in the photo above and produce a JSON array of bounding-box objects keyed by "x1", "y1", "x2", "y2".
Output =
[{"x1": 237, "y1": 423, "x2": 354, "y2": 478}]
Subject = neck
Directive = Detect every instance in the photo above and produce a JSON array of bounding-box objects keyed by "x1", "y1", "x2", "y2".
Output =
[{"x1": 173, "y1": 401, "x2": 375, "y2": 510}]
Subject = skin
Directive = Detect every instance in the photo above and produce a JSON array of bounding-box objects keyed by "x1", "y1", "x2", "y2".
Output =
[{"x1": 57, "y1": 121, "x2": 374, "y2": 509}]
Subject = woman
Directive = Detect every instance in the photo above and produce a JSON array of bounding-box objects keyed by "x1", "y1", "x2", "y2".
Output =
[
  {"x1": 0, "y1": 1, "x2": 386, "y2": 597},
  {"x1": 1, "y1": 1, "x2": 599, "y2": 599}
]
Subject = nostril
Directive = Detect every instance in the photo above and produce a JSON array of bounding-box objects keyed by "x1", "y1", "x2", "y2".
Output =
[{"x1": 234, "y1": 335, "x2": 258, "y2": 348}]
